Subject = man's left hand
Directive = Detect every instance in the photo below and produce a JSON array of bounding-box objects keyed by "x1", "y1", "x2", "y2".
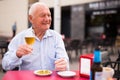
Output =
[{"x1": 55, "y1": 58, "x2": 67, "y2": 71}]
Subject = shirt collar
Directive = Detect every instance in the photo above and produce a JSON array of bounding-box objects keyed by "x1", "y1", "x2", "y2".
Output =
[
  {"x1": 43, "y1": 29, "x2": 53, "y2": 39},
  {"x1": 29, "y1": 27, "x2": 35, "y2": 36},
  {"x1": 29, "y1": 27, "x2": 53, "y2": 39}
]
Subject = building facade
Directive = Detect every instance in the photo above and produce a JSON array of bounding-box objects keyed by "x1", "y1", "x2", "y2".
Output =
[
  {"x1": 0, "y1": 0, "x2": 120, "y2": 41},
  {"x1": 41, "y1": 0, "x2": 120, "y2": 41}
]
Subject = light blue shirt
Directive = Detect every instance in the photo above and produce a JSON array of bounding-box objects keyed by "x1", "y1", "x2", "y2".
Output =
[{"x1": 2, "y1": 28, "x2": 69, "y2": 70}]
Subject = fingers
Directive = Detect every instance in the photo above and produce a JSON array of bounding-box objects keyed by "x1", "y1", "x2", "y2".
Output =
[
  {"x1": 55, "y1": 64, "x2": 66, "y2": 71},
  {"x1": 20, "y1": 45, "x2": 33, "y2": 53},
  {"x1": 16, "y1": 44, "x2": 33, "y2": 58},
  {"x1": 55, "y1": 58, "x2": 65, "y2": 64},
  {"x1": 55, "y1": 58, "x2": 67, "y2": 71}
]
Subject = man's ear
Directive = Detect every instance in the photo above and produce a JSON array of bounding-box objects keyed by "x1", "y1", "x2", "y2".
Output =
[{"x1": 28, "y1": 15, "x2": 32, "y2": 23}]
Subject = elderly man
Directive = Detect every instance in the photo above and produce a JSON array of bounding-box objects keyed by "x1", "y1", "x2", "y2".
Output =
[{"x1": 2, "y1": 2, "x2": 69, "y2": 71}]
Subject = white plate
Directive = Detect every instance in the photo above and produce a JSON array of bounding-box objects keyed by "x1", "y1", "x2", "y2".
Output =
[
  {"x1": 57, "y1": 71, "x2": 76, "y2": 77},
  {"x1": 34, "y1": 70, "x2": 52, "y2": 76}
]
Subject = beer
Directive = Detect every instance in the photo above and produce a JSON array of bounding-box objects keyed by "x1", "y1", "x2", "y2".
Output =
[
  {"x1": 90, "y1": 47, "x2": 103, "y2": 80},
  {"x1": 25, "y1": 37, "x2": 35, "y2": 45}
]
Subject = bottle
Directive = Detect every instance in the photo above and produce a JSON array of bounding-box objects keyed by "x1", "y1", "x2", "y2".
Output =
[{"x1": 90, "y1": 47, "x2": 103, "y2": 80}]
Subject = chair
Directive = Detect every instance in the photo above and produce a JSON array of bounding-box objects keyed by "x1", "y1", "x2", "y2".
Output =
[
  {"x1": 3, "y1": 67, "x2": 19, "y2": 73},
  {"x1": 79, "y1": 40, "x2": 90, "y2": 54},
  {"x1": 0, "y1": 40, "x2": 8, "y2": 58},
  {"x1": 0, "y1": 40, "x2": 19, "y2": 72},
  {"x1": 103, "y1": 50, "x2": 120, "y2": 80},
  {"x1": 64, "y1": 39, "x2": 80, "y2": 63},
  {"x1": 69, "y1": 39, "x2": 81, "y2": 57}
]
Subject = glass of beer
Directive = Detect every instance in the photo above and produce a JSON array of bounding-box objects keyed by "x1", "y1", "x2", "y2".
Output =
[
  {"x1": 25, "y1": 30, "x2": 35, "y2": 54},
  {"x1": 25, "y1": 37, "x2": 35, "y2": 45},
  {"x1": 25, "y1": 36, "x2": 35, "y2": 54},
  {"x1": 25, "y1": 29, "x2": 35, "y2": 46}
]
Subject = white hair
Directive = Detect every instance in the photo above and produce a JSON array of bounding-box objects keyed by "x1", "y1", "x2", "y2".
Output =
[{"x1": 29, "y1": 2, "x2": 48, "y2": 16}]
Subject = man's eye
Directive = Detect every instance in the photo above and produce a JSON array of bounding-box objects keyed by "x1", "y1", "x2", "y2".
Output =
[{"x1": 40, "y1": 15, "x2": 45, "y2": 17}]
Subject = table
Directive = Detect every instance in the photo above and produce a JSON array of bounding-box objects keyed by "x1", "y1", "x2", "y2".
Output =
[{"x1": 2, "y1": 70, "x2": 89, "y2": 80}]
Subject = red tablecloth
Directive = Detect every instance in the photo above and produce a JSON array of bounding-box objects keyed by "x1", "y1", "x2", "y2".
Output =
[{"x1": 2, "y1": 70, "x2": 89, "y2": 80}]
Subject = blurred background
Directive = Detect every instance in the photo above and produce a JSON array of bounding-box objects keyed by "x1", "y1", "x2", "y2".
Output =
[
  {"x1": 0, "y1": 0, "x2": 120, "y2": 79},
  {"x1": 0, "y1": 0, "x2": 120, "y2": 40}
]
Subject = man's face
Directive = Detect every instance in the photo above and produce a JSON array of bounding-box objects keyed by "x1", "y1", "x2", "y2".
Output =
[{"x1": 30, "y1": 6, "x2": 52, "y2": 31}]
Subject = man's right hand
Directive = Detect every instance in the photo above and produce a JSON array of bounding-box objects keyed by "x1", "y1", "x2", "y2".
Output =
[{"x1": 16, "y1": 44, "x2": 33, "y2": 58}]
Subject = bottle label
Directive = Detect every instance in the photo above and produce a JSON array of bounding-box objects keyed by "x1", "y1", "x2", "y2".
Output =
[{"x1": 95, "y1": 72, "x2": 102, "y2": 80}]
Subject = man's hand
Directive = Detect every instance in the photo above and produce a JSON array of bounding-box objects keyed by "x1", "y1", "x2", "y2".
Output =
[
  {"x1": 16, "y1": 44, "x2": 33, "y2": 58},
  {"x1": 55, "y1": 58, "x2": 67, "y2": 71}
]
